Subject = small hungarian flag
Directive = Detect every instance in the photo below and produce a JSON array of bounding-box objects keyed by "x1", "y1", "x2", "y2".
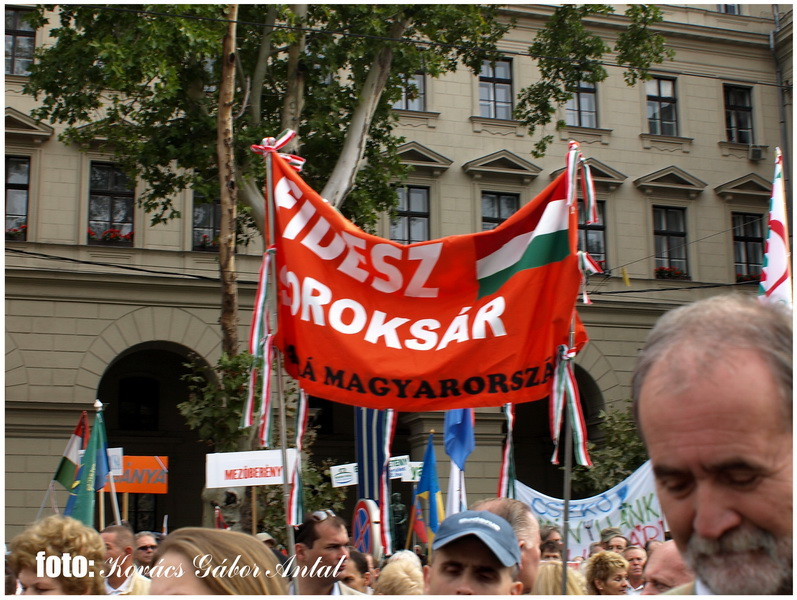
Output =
[{"x1": 54, "y1": 411, "x2": 90, "y2": 490}]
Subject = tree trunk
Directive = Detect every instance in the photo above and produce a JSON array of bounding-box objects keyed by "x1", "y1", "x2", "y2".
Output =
[
  {"x1": 281, "y1": 5, "x2": 307, "y2": 155},
  {"x1": 322, "y1": 17, "x2": 411, "y2": 209},
  {"x1": 217, "y1": 4, "x2": 240, "y2": 356}
]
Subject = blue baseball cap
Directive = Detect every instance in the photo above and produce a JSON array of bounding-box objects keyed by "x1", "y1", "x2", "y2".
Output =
[{"x1": 432, "y1": 510, "x2": 521, "y2": 567}]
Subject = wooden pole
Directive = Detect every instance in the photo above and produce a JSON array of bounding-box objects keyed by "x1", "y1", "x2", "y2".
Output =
[
  {"x1": 251, "y1": 486, "x2": 257, "y2": 536},
  {"x1": 123, "y1": 493, "x2": 129, "y2": 523},
  {"x1": 99, "y1": 490, "x2": 105, "y2": 530}
]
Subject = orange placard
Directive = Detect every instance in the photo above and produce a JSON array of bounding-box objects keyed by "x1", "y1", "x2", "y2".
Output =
[{"x1": 102, "y1": 455, "x2": 168, "y2": 494}]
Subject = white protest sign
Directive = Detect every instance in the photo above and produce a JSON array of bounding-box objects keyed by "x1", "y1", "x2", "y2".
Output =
[
  {"x1": 206, "y1": 448, "x2": 297, "y2": 489},
  {"x1": 402, "y1": 461, "x2": 423, "y2": 483},
  {"x1": 516, "y1": 460, "x2": 668, "y2": 561},
  {"x1": 389, "y1": 455, "x2": 410, "y2": 479},
  {"x1": 107, "y1": 447, "x2": 124, "y2": 476},
  {"x1": 330, "y1": 463, "x2": 358, "y2": 487}
]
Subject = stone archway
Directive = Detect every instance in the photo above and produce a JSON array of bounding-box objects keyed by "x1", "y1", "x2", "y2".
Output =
[
  {"x1": 74, "y1": 306, "x2": 222, "y2": 404},
  {"x1": 97, "y1": 341, "x2": 210, "y2": 531}
]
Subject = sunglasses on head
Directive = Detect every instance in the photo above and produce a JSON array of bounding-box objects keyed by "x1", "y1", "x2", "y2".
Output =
[
  {"x1": 137, "y1": 545, "x2": 158, "y2": 551},
  {"x1": 295, "y1": 509, "x2": 336, "y2": 540}
]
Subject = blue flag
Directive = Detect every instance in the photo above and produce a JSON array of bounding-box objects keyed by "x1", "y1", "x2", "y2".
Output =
[
  {"x1": 416, "y1": 433, "x2": 445, "y2": 537},
  {"x1": 64, "y1": 410, "x2": 110, "y2": 526},
  {"x1": 444, "y1": 409, "x2": 475, "y2": 471}
]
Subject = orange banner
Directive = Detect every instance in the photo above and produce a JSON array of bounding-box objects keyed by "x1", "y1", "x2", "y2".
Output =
[
  {"x1": 102, "y1": 455, "x2": 168, "y2": 494},
  {"x1": 270, "y1": 154, "x2": 585, "y2": 411}
]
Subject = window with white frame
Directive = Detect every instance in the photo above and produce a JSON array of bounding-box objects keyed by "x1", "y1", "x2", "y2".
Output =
[
  {"x1": 718, "y1": 5, "x2": 741, "y2": 15},
  {"x1": 390, "y1": 186, "x2": 429, "y2": 244},
  {"x1": 5, "y1": 7, "x2": 35, "y2": 76},
  {"x1": 565, "y1": 81, "x2": 598, "y2": 128},
  {"x1": 646, "y1": 77, "x2": 678, "y2": 136},
  {"x1": 724, "y1": 85, "x2": 753, "y2": 144},
  {"x1": 479, "y1": 59, "x2": 513, "y2": 120},
  {"x1": 6, "y1": 155, "x2": 29, "y2": 240},
  {"x1": 481, "y1": 192, "x2": 519, "y2": 231},
  {"x1": 192, "y1": 192, "x2": 221, "y2": 250},
  {"x1": 578, "y1": 199, "x2": 606, "y2": 270},
  {"x1": 392, "y1": 73, "x2": 425, "y2": 111},
  {"x1": 653, "y1": 206, "x2": 688, "y2": 278},
  {"x1": 732, "y1": 212, "x2": 764, "y2": 282},
  {"x1": 88, "y1": 162, "x2": 134, "y2": 245}
]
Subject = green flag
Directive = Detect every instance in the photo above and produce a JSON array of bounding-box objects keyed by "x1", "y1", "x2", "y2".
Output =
[{"x1": 64, "y1": 411, "x2": 110, "y2": 526}]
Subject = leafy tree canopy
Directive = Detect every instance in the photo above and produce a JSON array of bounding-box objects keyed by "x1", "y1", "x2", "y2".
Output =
[
  {"x1": 25, "y1": 4, "x2": 670, "y2": 232},
  {"x1": 25, "y1": 4, "x2": 508, "y2": 230}
]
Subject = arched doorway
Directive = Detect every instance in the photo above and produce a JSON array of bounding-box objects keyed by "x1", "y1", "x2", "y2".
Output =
[
  {"x1": 512, "y1": 365, "x2": 604, "y2": 498},
  {"x1": 97, "y1": 342, "x2": 209, "y2": 531}
]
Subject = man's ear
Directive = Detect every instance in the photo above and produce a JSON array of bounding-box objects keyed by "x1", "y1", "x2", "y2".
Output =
[
  {"x1": 423, "y1": 564, "x2": 431, "y2": 593},
  {"x1": 510, "y1": 580, "x2": 524, "y2": 595},
  {"x1": 363, "y1": 572, "x2": 372, "y2": 588},
  {"x1": 295, "y1": 542, "x2": 307, "y2": 562}
]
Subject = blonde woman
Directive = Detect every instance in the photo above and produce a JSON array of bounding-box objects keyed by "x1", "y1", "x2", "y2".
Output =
[
  {"x1": 584, "y1": 550, "x2": 629, "y2": 595},
  {"x1": 531, "y1": 560, "x2": 587, "y2": 594},
  {"x1": 373, "y1": 557, "x2": 424, "y2": 595},
  {"x1": 149, "y1": 527, "x2": 287, "y2": 595},
  {"x1": 8, "y1": 515, "x2": 106, "y2": 595}
]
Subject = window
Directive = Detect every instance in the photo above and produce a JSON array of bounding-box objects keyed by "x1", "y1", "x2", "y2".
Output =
[
  {"x1": 481, "y1": 192, "x2": 519, "y2": 231},
  {"x1": 653, "y1": 206, "x2": 688, "y2": 277},
  {"x1": 88, "y1": 162, "x2": 134, "y2": 245},
  {"x1": 646, "y1": 77, "x2": 677, "y2": 136},
  {"x1": 6, "y1": 155, "x2": 29, "y2": 240},
  {"x1": 193, "y1": 193, "x2": 221, "y2": 250},
  {"x1": 390, "y1": 186, "x2": 429, "y2": 244},
  {"x1": 732, "y1": 212, "x2": 764, "y2": 281},
  {"x1": 5, "y1": 7, "x2": 35, "y2": 75},
  {"x1": 578, "y1": 200, "x2": 606, "y2": 269},
  {"x1": 718, "y1": 5, "x2": 741, "y2": 15},
  {"x1": 565, "y1": 82, "x2": 598, "y2": 128},
  {"x1": 479, "y1": 59, "x2": 513, "y2": 120},
  {"x1": 393, "y1": 73, "x2": 425, "y2": 111},
  {"x1": 724, "y1": 85, "x2": 753, "y2": 144}
]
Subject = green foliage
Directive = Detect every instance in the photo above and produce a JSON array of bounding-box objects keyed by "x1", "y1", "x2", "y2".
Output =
[
  {"x1": 178, "y1": 352, "x2": 346, "y2": 541},
  {"x1": 178, "y1": 352, "x2": 256, "y2": 452},
  {"x1": 515, "y1": 4, "x2": 673, "y2": 157},
  {"x1": 25, "y1": 4, "x2": 509, "y2": 229},
  {"x1": 569, "y1": 406, "x2": 649, "y2": 498}
]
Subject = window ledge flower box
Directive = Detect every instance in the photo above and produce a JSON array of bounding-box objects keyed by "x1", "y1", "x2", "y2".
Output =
[{"x1": 654, "y1": 266, "x2": 689, "y2": 280}]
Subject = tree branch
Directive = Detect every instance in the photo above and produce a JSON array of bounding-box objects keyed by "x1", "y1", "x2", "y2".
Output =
[{"x1": 322, "y1": 16, "x2": 411, "y2": 208}]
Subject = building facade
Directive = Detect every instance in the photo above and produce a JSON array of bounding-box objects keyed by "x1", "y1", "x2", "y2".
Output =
[{"x1": 5, "y1": 4, "x2": 791, "y2": 538}]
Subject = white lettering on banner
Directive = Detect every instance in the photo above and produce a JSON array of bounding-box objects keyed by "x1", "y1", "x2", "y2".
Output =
[
  {"x1": 279, "y1": 269, "x2": 506, "y2": 351},
  {"x1": 515, "y1": 461, "x2": 668, "y2": 561},
  {"x1": 274, "y1": 176, "x2": 441, "y2": 298}
]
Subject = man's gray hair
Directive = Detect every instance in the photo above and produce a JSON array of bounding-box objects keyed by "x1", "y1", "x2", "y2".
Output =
[
  {"x1": 632, "y1": 294, "x2": 793, "y2": 432},
  {"x1": 469, "y1": 497, "x2": 539, "y2": 544}
]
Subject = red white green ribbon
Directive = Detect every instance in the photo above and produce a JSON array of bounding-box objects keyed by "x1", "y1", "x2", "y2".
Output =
[
  {"x1": 497, "y1": 403, "x2": 517, "y2": 498},
  {"x1": 577, "y1": 250, "x2": 604, "y2": 305},
  {"x1": 287, "y1": 388, "x2": 310, "y2": 527},
  {"x1": 242, "y1": 248, "x2": 275, "y2": 447},
  {"x1": 550, "y1": 344, "x2": 592, "y2": 467},
  {"x1": 566, "y1": 140, "x2": 598, "y2": 224},
  {"x1": 250, "y1": 130, "x2": 306, "y2": 172}
]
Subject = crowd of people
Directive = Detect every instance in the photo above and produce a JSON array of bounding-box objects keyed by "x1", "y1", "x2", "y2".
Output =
[
  {"x1": 5, "y1": 295, "x2": 791, "y2": 595},
  {"x1": 3, "y1": 507, "x2": 694, "y2": 596}
]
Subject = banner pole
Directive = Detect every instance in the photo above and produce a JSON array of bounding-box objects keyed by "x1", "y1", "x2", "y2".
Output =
[
  {"x1": 265, "y1": 147, "x2": 296, "y2": 554},
  {"x1": 561, "y1": 317, "x2": 576, "y2": 595},
  {"x1": 36, "y1": 481, "x2": 55, "y2": 521}
]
